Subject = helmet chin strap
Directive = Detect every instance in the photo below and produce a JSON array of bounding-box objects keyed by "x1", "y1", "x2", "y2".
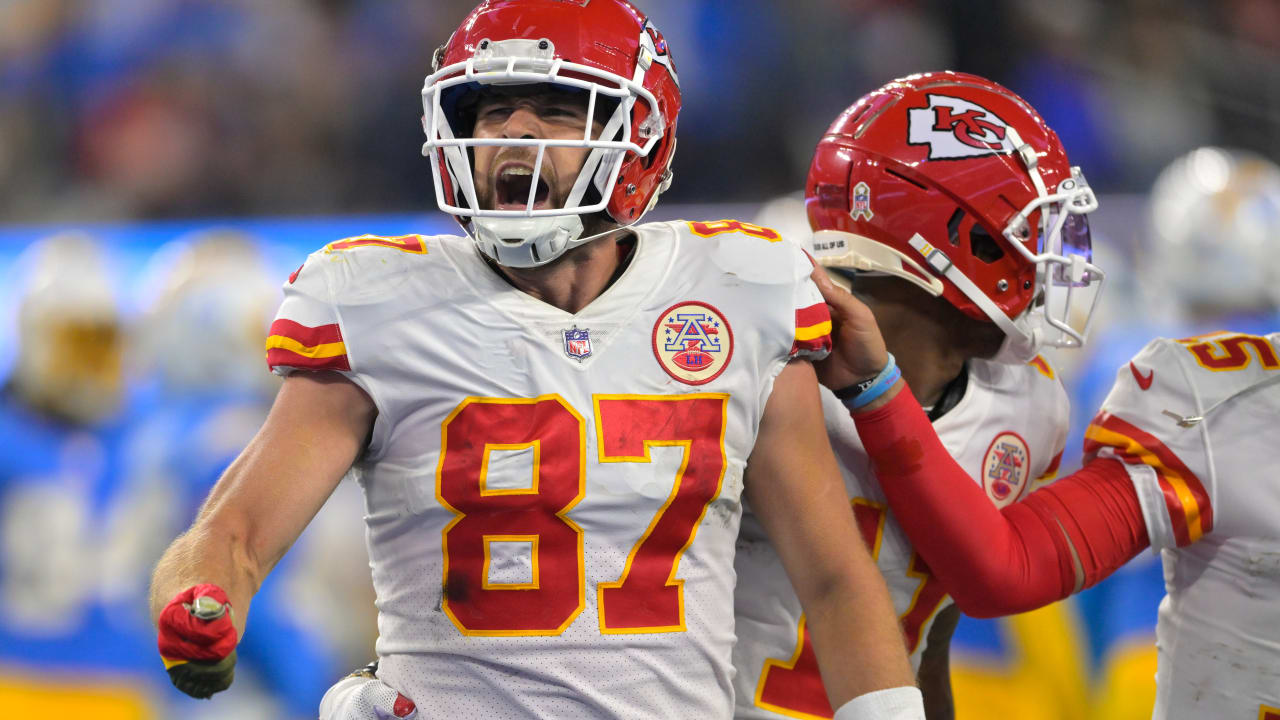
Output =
[
  {"x1": 990, "y1": 313, "x2": 1045, "y2": 364},
  {"x1": 907, "y1": 234, "x2": 1044, "y2": 364},
  {"x1": 472, "y1": 215, "x2": 636, "y2": 269},
  {"x1": 473, "y1": 215, "x2": 586, "y2": 268}
]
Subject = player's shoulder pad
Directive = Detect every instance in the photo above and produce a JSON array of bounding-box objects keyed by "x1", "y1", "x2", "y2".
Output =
[
  {"x1": 673, "y1": 218, "x2": 813, "y2": 285},
  {"x1": 288, "y1": 233, "x2": 448, "y2": 301},
  {"x1": 974, "y1": 355, "x2": 1070, "y2": 412},
  {"x1": 1103, "y1": 336, "x2": 1192, "y2": 409},
  {"x1": 970, "y1": 354, "x2": 1062, "y2": 389}
]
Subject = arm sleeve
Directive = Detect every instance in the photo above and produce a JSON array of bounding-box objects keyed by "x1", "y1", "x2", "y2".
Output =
[{"x1": 854, "y1": 385, "x2": 1150, "y2": 618}]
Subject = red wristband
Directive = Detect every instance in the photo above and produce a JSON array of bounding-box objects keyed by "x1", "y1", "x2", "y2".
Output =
[{"x1": 157, "y1": 583, "x2": 238, "y2": 664}]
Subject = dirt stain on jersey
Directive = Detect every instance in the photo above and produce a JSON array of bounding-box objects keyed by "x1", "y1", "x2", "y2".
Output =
[
  {"x1": 704, "y1": 496, "x2": 738, "y2": 529},
  {"x1": 438, "y1": 569, "x2": 472, "y2": 612}
]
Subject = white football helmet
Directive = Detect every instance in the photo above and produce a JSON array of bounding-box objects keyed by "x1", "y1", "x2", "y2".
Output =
[
  {"x1": 1145, "y1": 147, "x2": 1280, "y2": 321},
  {"x1": 134, "y1": 228, "x2": 281, "y2": 397},
  {"x1": 420, "y1": 0, "x2": 681, "y2": 268},
  {"x1": 10, "y1": 232, "x2": 124, "y2": 424}
]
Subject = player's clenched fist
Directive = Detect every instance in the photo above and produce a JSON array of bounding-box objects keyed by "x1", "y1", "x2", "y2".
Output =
[{"x1": 156, "y1": 583, "x2": 238, "y2": 698}]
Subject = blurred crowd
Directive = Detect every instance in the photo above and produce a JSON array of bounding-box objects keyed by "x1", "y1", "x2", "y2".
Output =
[{"x1": 3, "y1": 0, "x2": 1280, "y2": 222}]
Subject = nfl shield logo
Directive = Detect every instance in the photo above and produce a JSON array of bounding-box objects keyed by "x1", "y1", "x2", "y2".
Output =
[
  {"x1": 563, "y1": 326, "x2": 591, "y2": 361},
  {"x1": 851, "y1": 181, "x2": 873, "y2": 221}
]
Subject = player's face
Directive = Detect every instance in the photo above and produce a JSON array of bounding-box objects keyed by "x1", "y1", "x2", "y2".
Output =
[{"x1": 471, "y1": 90, "x2": 604, "y2": 212}]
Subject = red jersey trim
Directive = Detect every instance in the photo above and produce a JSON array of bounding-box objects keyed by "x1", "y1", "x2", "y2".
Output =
[
  {"x1": 265, "y1": 319, "x2": 351, "y2": 372},
  {"x1": 791, "y1": 302, "x2": 833, "y2": 357},
  {"x1": 1083, "y1": 411, "x2": 1211, "y2": 546}
]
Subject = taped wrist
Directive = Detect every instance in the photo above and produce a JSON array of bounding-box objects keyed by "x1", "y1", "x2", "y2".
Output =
[
  {"x1": 833, "y1": 686, "x2": 925, "y2": 720},
  {"x1": 157, "y1": 583, "x2": 237, "y2": 663}
]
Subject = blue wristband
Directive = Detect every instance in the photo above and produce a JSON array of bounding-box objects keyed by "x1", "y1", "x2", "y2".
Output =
[
  {"x1": 838, "y1": 353, "x2": 900, "y2": 410},
  {"x1": 849, "y1": 364, "x2": 901, "y2": 409}
]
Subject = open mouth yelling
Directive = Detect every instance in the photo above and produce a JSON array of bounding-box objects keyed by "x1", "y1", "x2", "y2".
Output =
[{"x1": 494, "y1": 162, "x2": 551, "y2": 210}]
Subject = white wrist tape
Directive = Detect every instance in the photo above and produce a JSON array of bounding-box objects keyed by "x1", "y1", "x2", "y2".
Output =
[{"x1": 832, "y1": 686, "x2": 924, "y2": 720}]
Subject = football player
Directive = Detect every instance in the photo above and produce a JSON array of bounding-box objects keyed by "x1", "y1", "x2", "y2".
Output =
[
  {"x1": 732, "y1": 73, "x2": 1104, "y2": 719},
  {"x1": 1059, "y1": 147, "x2": 1280, "y2": 716},
  {"x1": 0, "y1": 233, "x2": 157, "y2": 718},
  {"x1": 148, "y1": 2, "x2": 924, "y2": 718},
  {"x1": 134, "y1": 229, "x2": 359, "y2": 718},
  {"x1": 813, "y1": 219, "x2": 1280, "y2": 716}
]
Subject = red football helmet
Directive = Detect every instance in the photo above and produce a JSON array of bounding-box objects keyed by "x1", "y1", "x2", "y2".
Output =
[
  {"x1": 421, "y1": 0, "x2": 681, "y2": 267},
  {"x1": 806, "y1": 71, "x2": 1104, "y2": 359}
]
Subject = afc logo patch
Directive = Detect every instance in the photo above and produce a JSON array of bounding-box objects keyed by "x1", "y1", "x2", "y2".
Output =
[
  {"x1": 652, "y1": 301, "x2": 733, "y2": 385},
  {"x1": 982, "y1": 431, "x2": 1030, "y2": 508},
  {"x1": 908, "y1": 94, "x2": 1012, "y2": 160},
  {"x1": 563, "y1": 325, "x2": 591, "y2": 361}
]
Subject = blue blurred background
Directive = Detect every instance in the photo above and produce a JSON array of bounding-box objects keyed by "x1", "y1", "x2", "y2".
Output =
[{"x1": 2, "y1": 1, "x2": 1279, "y2": 718}]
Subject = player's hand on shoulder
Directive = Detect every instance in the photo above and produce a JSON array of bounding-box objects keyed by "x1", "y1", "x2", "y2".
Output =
[
  {"x1": 320, "y1": 660, "x2": 419, "y2": 720},
  {"x1": 156, "y1": 583, "x2": 238, "y2": 698},
  {"x1": 808, "y1": 266, "x2": 890, "y2": 389}
]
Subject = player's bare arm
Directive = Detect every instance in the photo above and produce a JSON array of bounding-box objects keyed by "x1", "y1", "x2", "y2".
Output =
[
  {"x1": 745, "y1": 359, "x2": 917, "y2": 710},
  {"x1": 149, "y1": 372, "x2": 374, "y2": 694}
]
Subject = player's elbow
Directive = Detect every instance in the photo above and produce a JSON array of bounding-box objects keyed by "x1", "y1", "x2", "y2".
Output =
[
  {"x1": 950, "y1": 591, "x2": 1045, "y2": 619},
  {"x1": 946, "y1": 560, "x2": 1060, "y2": 618}
]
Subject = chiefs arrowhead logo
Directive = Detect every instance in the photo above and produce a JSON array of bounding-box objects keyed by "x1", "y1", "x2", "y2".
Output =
[{"x1": 908, "y1": 94, "x2": 1013, "y2": 160}]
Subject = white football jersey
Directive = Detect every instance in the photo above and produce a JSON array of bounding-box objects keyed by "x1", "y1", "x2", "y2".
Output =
[
  {"x1": 733, "y1": 356, "x2": 1068, "y2": 719},
  {"x1": 1084, "y1": 331, "x2": 1280, "y2": 719},
  {"x1": 266, "y1": 220, "x2": 831, "y2": 719}
]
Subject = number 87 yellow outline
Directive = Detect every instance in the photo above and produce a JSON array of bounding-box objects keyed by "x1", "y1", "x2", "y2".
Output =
[{"x1": 435, "y1": 393, "x2": 729, "y2": 637}]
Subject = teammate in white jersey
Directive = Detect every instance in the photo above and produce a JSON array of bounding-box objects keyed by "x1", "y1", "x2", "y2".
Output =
[
  {"x1": 814, "y1": 249, "x2": 1280, "y2": 713},
  {"x1": 732, "y1": 73, "x2": 1102, "y2": 719},
  {"x1": 148, "y1": 1, "x2": 923, "y2": 718}
]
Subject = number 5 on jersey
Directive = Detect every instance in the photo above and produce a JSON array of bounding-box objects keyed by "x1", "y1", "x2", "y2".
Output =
[{"x1": 435, "y1": 394, "x2": 727, "y2": 636}]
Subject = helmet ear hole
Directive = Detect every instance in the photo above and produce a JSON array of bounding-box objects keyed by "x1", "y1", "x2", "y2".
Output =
[
  {"x1": 946, "y1": 208, "x2": 964, "y2": 247},
  {"x1": 969, "y1": 224, "x2": 1005, "y2": 264},
  {"x1": 643, "y1": 131, "x2": 675, "y2": 173},
  {"x1": 642, "y1": 136, "x2": 662, "y2": 169}
]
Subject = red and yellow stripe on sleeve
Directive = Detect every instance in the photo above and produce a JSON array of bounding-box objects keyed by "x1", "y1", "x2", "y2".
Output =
[
  {"x1": 265, "y1": 318, "x2": 351, "y2": 372},
  {"x1": 1083, "y1": 412, "x2": 1211, "y2": 546},
  {"x1": 791, "y1": 302, "x2": 832, "y2": 356}
]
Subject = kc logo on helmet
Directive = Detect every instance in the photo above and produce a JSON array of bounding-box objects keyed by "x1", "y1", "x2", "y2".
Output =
[{"x1": 908, "y1": 94, "x2": 1012, "y2": 160}]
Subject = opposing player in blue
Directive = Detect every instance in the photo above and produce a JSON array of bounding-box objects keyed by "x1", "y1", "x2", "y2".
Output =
[{"x1": 0, "y1": 233, "x2": 160, "y2": 717}]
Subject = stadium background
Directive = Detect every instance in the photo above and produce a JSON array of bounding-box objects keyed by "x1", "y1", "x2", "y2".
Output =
[{"x1": 1, "y1": 1, "x2": 1277, "y2": 718}]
